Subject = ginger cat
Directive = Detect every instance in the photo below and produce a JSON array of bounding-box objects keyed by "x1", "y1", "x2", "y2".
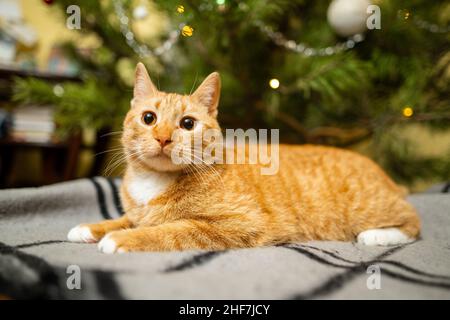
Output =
[{"x1": 68, "y1": 63, "x2": 420, "y2": 253}]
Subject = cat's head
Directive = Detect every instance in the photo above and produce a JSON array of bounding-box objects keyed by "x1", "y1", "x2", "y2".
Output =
[{"x1": 122, "y1": 63, "x2": 221, "y2": 172}]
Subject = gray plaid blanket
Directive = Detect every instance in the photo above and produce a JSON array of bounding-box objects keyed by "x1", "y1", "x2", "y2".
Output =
[{"x1": 1, "y1": 177, "x2": 449, "y2": 299}]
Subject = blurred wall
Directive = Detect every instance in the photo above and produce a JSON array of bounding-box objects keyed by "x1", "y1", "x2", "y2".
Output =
[
  {"x1": 19, "y1": 0, "x2": 98, "y2": 70},
  {"x1": 20, "y1": 0, "x2": 167, "y2": 70}
]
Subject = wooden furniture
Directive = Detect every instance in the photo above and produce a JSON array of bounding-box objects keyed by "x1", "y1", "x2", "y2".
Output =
[
  {"x1": 0, "y1": 134, "x2": 81, "y2": 188},
  {"x1": 0, "y1": 65, "x2": 109, "y2": 188}
]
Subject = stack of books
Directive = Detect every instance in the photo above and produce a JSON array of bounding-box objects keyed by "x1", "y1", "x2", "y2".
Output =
[{"x1": 10, "y1": 105, "x2": 55, "y2": 143}]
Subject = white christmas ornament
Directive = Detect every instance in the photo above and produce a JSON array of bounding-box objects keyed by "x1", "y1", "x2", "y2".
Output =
[
  {"x1": 133, "y1": 5, "x2": 148, "y2": 20},
  {"x1": 327, "y1": 0, "x2": 371, "y2": 37}
]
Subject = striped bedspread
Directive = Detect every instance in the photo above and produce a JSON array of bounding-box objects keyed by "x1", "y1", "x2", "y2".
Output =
[{"x1": 0, "y1": 178, "x2": 449, "y2": 299}]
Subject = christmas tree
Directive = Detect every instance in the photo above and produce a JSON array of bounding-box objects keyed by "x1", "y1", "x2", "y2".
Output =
[{"x1": 13, "y1": 0, "x2": 450, "y2": 189}]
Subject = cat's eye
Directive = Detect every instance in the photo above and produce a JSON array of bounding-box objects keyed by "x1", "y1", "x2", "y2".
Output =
[
  {"x1": 180, "y1": 117, "x2": 196, "y2": 130},
  {"x1": 142, "y1": 111, "x2": 157, "y2": 125}
]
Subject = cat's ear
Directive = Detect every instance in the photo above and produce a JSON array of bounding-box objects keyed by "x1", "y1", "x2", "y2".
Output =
[
  {"x1": 191, "y1": 72, "x2": 221, "y2": 117},
  {"x1": 133, "y1": 62, "x2": 158, "y2": 103}
]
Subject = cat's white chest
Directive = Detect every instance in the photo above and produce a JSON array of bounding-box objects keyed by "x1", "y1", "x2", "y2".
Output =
[{"x1": 127, "y1": 171, "x2": 178, "y2": 205}]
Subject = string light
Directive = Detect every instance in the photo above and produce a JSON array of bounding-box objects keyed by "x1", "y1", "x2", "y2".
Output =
[
  {"x1": 53, "y1": 84, "x2": 64, "y2": 97},
  {"x1": 399, "y1": 9, "x2": 450, "y2": 34},
  {"x1": 413, "y1": 17, "x2": 450, "y2": 34},
  {"x1": 253, "y1": 20, "x2": 365, "y2": 57},
  {"x1": 182, "y1": 25, "x2": 194, "y2": 37},
  {"x1": 113, "y1": 0, "x2": 180, "y2": 58},
  {"x1": 403, "y1": 106, "x2": 414, "y2": 118},
  {"x1": 399, "y1": 9, "x2": 411, "y2": 20},
  {"x1": 113, "y1": 0, "x2": 448, "y2": 60},
  {"x1": 195, "y1": 1, "x2": 366, "y2": 57},
  {"x1": 269, "y1": 78, "x2": 280, "y2": 89},
  {"x1": 176, "y1": 5, "x2": 185, "y2": 14},
  {"x1": 114, "y1": 0, "x2": 364, "y2": 58}
]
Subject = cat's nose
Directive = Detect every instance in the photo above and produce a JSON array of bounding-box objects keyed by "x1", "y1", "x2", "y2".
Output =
[{"x1": 156, "y1": 137, "x2": 172, "y2": 147}]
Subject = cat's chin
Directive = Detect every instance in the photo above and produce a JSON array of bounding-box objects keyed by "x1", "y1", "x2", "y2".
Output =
[{"x1": 137, "y1": 154, "x2": 186, "y2": 173}]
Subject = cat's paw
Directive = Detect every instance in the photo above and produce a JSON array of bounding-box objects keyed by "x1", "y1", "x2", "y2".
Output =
[
  {"x1": 98, "y1": 233, "x2": 127, "y2": 254},
  {"x1": 357, "y1": 228, "x2": 414, "y2": 246},
  {"x1": 67, "y1": 225, "x2": 97, "y2": 243}
]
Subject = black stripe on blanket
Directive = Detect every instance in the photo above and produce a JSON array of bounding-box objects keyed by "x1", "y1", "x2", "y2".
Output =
[
  {"x1": 106, "y1": 178, "x2": 124, "y2": 216},
  {"x1": 1, "y1": 241, "x2": 125, "y2": 300},
  {"x1": 381, "y1": 269, "x2": 450, "y2": 290},
  {"x1": 297, "y1": 244, "x2": 450, "y2": 281},
  {"x1": 15, "y1": 240, "x2": 68, "y2": 250},
  {"x1": 92, "y1": 270, "x2": 125, "y2": 300},
  {"x1": 90, "y1": 178, "x2": 112, "y2": 219},
  {"x1": 287, "y1": 245, "x2": 405, "y2": 299},
  {"x1": 0, "y1": 242, "x2": 64, "y2": 299},
  {"x1": 284, "y1": 244, "x2": 450, "y2": 299},
  {"x1": 442, "y1": 182, "x2": 450, "y2": 193},
  {"x1": 164, "y1": 251, "x2": 226, "y2": 273}
]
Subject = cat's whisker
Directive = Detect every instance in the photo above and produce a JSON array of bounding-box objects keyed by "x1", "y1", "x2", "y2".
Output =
[
  {"x1": 179, "y1": 152, "x2": 209, "y2": 185},
  {"x1": 100, "y1": 131, "x2": 124, "y2": 138},
  {"x1": 189, "y1": 164, "x2": 208, "y2": 186},
  {"x1": 103, "y1": 158, "x2": 126, "y2": 176},
  {"x1": 103, "y1": 149, "x2": 141, "y2": 176},
  {"x1": 188, "y1": 161, "x2": 222, "y2": 188},
  {"x1": 182, "y1": 158, "x2": 205, "y2": 185},
  {"x1": 95, "y1": 147, "x2": 124, "y2": 157},
  {"x1": 101, "y1": 151, "x2": 128, "y2": 176},
  {"x1": 188, "y1": 152, "x2": 225, "y2": 188},
  {"x1": 189, "y1": 72, "x2": 199, "y2": 95}
]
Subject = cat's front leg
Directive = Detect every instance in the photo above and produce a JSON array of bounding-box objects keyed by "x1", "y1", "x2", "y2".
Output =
[
  {"x1": 68, "y1": 216, "x2": 131, "y2": 243},
  {"x1": 97, "y1": 218, "x2": 262, "y2": 253}
]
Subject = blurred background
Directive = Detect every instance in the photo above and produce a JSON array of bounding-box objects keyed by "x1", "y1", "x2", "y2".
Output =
[{"x1": 0, "y1": 0, "x2": 448, "y2": 191}]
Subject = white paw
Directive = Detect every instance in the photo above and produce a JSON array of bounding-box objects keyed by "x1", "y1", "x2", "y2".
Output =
[
  {"x1": 67, "y1": 225, "x2": 96, "y2": 243},
  {"x1": 357, "y1": 228, "x2": 414, "y2": 246},
  {"x1": 98, "y1": 234, "x2": 125, "y2": 254}
]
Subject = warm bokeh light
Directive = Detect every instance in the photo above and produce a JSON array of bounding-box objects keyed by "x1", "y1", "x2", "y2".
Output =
[
  {"x1": 269, "y1": 78, "x2": 280, "y2": 89},
  {"x1": 182, "y1": 25, "x2": 194, "y2": 37},
  {"x1": 176, "y1": 5, "x2": 185, "y2": 13},
  {"x1": 403, "y1": 106, "x2": 414, "y2": 117}
]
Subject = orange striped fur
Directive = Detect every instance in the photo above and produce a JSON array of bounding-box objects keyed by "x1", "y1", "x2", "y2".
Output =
[{"x1": 69, "y1": 63, "x2": 420, "y2": 252}]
